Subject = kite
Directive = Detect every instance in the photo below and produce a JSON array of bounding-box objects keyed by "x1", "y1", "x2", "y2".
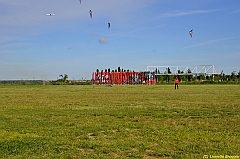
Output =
[
  {"x1": 79, "y1": 0, "x2": 81, "y2": 4},
  {"x1": 89, "y1": 10, "x2": 92, "y2": 19},
  {"x1": 189, "y1": 29, "x2": 193, "y2": 38},
  {"x1": 46, "y1": 13, "x2": 55, "y2": 16},
  {"x1": 108, "y1": 22, "x2": 110, "y2": 29}
]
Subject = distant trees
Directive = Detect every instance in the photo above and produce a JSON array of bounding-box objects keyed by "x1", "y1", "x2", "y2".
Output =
[
  {"x1": 231, "y1": 71, "x2": 236, "y2": 81},
  {"x1": 58, "y1": 74, "x2": 68, "y2": 83},
  {"x1": 154, "y1": 67, "x2": 240, "y2": 83},
  {"x1": 95, "y1": 67, "x2": 240, "y2": 83},
  {"x1": 187, "y1": 69, "x2": 192, "y2": 81},
  {"x1": 47, "y1": 67, "x2": 240, "y2": 85},
  {"x1": 213, "y1": 70, "x2": 240, "y2": 82}
]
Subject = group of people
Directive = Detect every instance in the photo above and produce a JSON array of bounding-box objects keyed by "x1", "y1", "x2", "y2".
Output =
[{"x1": 93, "y1": 76, "x2": 180, "y2": 89}]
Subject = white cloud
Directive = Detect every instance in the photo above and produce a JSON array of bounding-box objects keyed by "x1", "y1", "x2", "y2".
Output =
[
  {"x1": 230, "y1": 9, "x2": 240, "y2": 14},
  {"x1": 67, "y1": 47, "x2": 73, "y2": 50},
  {"x1": 183, "y1": 37, "x2": 239, "y2": 49},
  {"x1": 0, "y1": 50, "x2": 15, "y2": 55},
  {"x1": 160, "y1": 9, "x2": 218, "y2": 18},
  {"x1": 98, "y1": 37, "x2": 107, "y2": 44}
]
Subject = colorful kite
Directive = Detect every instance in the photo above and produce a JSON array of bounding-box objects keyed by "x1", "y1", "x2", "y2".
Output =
[
  {"x1": 108, "y1": 22, "x2": 110, "y2": 29},
  {"x1": 189, "y1": 29, "x2": 193, "y2": 38},
  {"x1": 89, "y1": 10, "x2": 92, "y2": 19}
]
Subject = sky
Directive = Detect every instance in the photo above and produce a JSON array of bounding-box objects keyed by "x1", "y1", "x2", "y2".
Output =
[{"x1": 1, "y1": 0, "x2": 240, "y2": 80}]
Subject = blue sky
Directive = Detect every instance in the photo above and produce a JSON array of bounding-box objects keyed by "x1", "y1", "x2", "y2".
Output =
[{"x1": 1, "y1": 0, "x2": 240, "y2": 80}]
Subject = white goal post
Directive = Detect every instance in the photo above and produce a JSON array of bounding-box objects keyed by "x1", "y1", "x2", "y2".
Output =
[{"x1": 146, "y1": 65, "x2": 220, "y2": 80}]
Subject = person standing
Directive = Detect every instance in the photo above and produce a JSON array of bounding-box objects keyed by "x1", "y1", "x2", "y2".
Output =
[{"x1": 174, "y1": 77, "x2": 179, "y2": 89}]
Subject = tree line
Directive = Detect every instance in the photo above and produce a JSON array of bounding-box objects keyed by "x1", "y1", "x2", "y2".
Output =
[
  {"x1": 155, "y1": 69, "x2": 240, "y2": 83},
  {"x1": 1, "y1": 67, "x2": 239, "y2": 85},
  {"x1": 96, "y1": 67, "x2": 240, "y2": 83}
]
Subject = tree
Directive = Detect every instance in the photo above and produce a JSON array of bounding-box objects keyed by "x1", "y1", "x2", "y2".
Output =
[
  {"x1": 164, "y1": 67, "x2": 171, "y2": 82},
  {"x1": 64, "y1": 74, "x2": 68, "y2": 82},
  {"x1": 187, "y1": 69, "x2": 193, "y2": 81},
  {"x1": 167, "y1": 67, "x2": 171, "y2": 74},
  {"x1": 179, "y1": 70, "x2": 186, "y2": 81},
  {"x1": 231, "y1": 71, "x2": 236, "y2": 81},
  {"x1": 155, "y1": 68, "x2": 159, "y2": 74},
  {"x1": 118, "y1": 67, "x2": 121, "y2": 72},
  {"x1": 220, "y1": 70, "x2": 226, "y2": 81},
  {"x1": 226, "y1": 74, "x2": 231, "y2": 81},
  {"x1": 59, "y1": 74, "x2": 63, "y2": 80},
  {"x1": 155, "y1": 68, "x2": 162, "y2": 83},
  {"x1": 213, "y1": 74, "x2": 220, "y2": 82},
  {"x1": 158, "y1": 75, "x2": 163, "y2": 82},
  {"x1": 58, "y1": 74, "x2": 68, "y2": 83},
  {"x1": 197, "y1": 74, "x2": 205, "y2": 81}
]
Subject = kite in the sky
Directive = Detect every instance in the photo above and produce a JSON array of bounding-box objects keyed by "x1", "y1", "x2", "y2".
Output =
[
  {"x1": 79, "y1": 0, "x2": 81, "y2": 4},
  {"x1": 46, "y1": 13, "x2": 55, "y2": 16},
  {"x1": 108, "y1": 22, "x2": 110, "y2": 29},
  {"x1": 89, "y1": 10, "x2": 92, "y2": 19},
  {"x1": 189, "y1": 29, "x2": 193, "y2": 38}
]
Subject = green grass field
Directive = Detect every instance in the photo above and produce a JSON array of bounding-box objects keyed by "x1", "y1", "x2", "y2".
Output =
[{"x1": 0, "y1": 84, "x2": 239, "y2": 159}]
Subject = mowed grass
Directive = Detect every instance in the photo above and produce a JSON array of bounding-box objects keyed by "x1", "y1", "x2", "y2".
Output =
[{"x1": 0, "y1": 84, "x2": 239, "y2": 159}]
